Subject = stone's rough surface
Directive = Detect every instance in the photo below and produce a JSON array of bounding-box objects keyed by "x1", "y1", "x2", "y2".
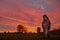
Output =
[{"x1": 42, "y1": 15, "x2": 51, "y2": 38}]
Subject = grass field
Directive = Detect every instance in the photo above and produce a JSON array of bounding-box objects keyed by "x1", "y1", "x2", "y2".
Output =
[{"x1": 0, "y1": 30, "x2": 60, "y2": 40}]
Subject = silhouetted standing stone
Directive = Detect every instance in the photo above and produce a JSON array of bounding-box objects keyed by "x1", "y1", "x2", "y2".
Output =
[
  {"x1": 42, "y1": 15, "x2": 51, "y2": 38},
  {"x1": 37, "y1": 27, "x2": 40, "y2": 35}
]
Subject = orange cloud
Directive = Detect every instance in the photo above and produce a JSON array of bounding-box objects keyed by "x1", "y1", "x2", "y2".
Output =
[{"x1": 0, "y1": 0, "x2": 60, "y2": 33}]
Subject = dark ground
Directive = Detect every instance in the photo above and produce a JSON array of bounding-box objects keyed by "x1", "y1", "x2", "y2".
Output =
[{"x1": 0, "y1": 30, "x2": 60, "y2": 40}]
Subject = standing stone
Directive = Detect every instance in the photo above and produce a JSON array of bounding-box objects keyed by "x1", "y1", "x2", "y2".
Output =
[
  {"x1": 37, "y1": 27, "x2": 40, "y2": 35},
  {"x1": 42, "y1": 15, "x2": 51, "y2": 38}
]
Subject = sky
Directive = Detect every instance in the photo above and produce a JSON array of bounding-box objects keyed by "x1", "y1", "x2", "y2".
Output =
[{"x1": 0, "y1": 0, "x2": 60, "y2": 33}]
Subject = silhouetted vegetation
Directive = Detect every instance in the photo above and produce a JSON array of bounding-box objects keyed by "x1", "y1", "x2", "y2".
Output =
[
  {"x1": 0, "y1": 30, "x2": 60, "y2": 40},
  {"x1": 17, "y1": 25, "x2": 27, "y2": 33}
]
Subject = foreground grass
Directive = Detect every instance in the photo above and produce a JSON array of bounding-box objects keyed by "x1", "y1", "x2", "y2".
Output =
[{"x1": 0, "y1": 30, "x2": 60, "y2": 40}]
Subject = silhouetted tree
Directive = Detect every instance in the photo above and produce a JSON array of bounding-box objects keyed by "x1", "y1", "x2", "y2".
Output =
[
  {"x1": 17, "y1": 25, "x2": 25, "y2": 33},
  {"x1": 37, "y1": 27, "x2": 40, "y2": 35},
  {"x1": 42, "y1": 15, "x2": 51, "y2": 38},
  {"x1": 4, "y1": 31, "x2": 6, "y2": 34}
]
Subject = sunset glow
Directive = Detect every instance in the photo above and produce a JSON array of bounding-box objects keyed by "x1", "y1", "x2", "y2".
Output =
[{"x1": 0, "y1": 0, "x2": 60, "y2": 33}]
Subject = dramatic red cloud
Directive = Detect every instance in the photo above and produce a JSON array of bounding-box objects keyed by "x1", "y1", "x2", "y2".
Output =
[{"x1": 0, "y1": 0, "x2": 60, "y2": 33}]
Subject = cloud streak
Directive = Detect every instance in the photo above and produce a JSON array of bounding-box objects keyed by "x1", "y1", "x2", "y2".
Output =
[{"x1": 0, "y1": 0, "x2": 60, "y2": 32}]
